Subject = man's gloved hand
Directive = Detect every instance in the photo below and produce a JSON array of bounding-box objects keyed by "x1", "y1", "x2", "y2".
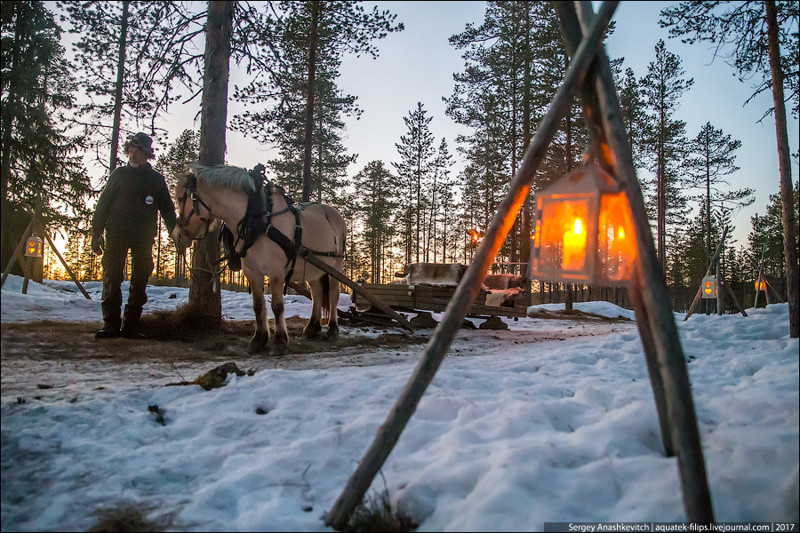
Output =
[{"x1": 91, "y1": 234, "x2": 104, "y2": 255}]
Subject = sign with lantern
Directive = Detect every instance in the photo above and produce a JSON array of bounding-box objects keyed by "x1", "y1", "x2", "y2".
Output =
[
  {"x1": 530, "y1": 163, "x2": 636, "y2": 286},
  {"x1": 701, "y1": 275, "x2": 717, "y2": 299},
  {"x1": 25, "y1": 236, "x2": 43, "y2": 258}
]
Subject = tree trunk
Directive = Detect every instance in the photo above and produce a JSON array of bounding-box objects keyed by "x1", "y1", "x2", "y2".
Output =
[
  {"x1": 188, "y1": 0, "x2": 233, "y2": 325},
  {"x1": 765, "y1": 0, "x2": 799, "y2": 338},
  {"x1": 109, "y1": 0, "x2": 129, "y2": 172},
  {"x1": 520, "y1": 2, "x2": 533, "y2": 301},
  {"x1": 302, "y1": 1, "x2": 320, "y2": 203}
]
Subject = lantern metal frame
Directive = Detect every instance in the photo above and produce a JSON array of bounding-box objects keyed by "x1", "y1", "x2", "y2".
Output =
[
  {"x1": 25, "y1": 235, "x2": 44, "y2": 258},
  {"x1": 530, "y1": 162, "x2": 635, "y2": 286},
  {"x1": 701, "y1": 275, "x2": 718, "y2": 299}
]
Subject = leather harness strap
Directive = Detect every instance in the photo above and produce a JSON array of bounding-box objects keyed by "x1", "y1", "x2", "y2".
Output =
[{"x1": 217, "y1": 173, "x2": 343, "y2": 291}]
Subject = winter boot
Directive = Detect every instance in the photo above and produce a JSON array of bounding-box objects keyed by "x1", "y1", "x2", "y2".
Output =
[
  {"x1": 95, "y1": 322, "x2": 121, "y2": 339},
  {"x1": 120, "y1": 305, "x2": 144, "y2": 338}
]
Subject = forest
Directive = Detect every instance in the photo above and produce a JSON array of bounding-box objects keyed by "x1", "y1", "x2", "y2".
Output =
[{"x1": 2, "y1": 1, "x2": 798, "y2": 315}]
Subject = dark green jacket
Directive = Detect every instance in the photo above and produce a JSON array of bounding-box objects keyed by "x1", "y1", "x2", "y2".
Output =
[{"x1": 92, "y1": 163, "x2": 177, "y2": 240}]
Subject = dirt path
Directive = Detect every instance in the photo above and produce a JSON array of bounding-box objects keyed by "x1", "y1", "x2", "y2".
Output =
[{"x1": 1, "y1": 312, "x2": 634, "y2": 403}]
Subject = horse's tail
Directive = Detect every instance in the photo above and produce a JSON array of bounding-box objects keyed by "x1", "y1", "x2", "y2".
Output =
[{"x1": 321, "y1": 274, "x2": 331, "y2": 322}]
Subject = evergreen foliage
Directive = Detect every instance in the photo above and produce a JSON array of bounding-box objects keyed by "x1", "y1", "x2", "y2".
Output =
[
  {"x1": 640, "y1": 39, "x2": 694, "y2": 272},
  {"x1": 1, "y1": 1, "x2": 93, "y2": 232},
  {"x1": 393, "y1": 102, "x2": 436, "y2": 265},
  {"x1": 58, "y1": 1, "x2": 203, "y2": 171},
  {"x1": 684, "y1": 122, "x2": 753, "y2": 260},
  {"x1": 231, "y1": 1, "x2": 402, "y2": 204},
  {"x1": 351, "y1": 160, "x2": 397, "y2": 283},
  {"x1": 660, "y1": 1, "x2": 798, "y2": 119}
]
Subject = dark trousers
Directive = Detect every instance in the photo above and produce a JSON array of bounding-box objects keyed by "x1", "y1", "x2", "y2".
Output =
[{"x1": 101, "y1": 233, "x2": 154, "y2": 328}]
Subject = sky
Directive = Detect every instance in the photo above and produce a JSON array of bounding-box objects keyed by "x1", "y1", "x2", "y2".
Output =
[
  {"x1": 151, "y1": 1, "x2": 799, "y2": 251},
  {"x1": 1, "y1": 275, "x2": 798, "y2": 531}
]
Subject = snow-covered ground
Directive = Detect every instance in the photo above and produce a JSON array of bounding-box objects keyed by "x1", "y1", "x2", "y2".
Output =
[{"x1": 1, "y1": 275, "x2": 797, "y2": 531}]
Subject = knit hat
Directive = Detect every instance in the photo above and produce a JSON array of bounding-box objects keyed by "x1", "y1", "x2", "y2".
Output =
[{"x1": 123, "y1": 132, "x2": 155, "y2": 158}]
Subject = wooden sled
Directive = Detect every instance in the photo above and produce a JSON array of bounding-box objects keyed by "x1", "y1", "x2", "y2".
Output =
[{"x1": 349, "y1": 282, "x2": 528, "y2": 329}]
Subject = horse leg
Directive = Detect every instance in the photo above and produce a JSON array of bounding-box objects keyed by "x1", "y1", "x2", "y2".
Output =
[
  {"x1": 304, "y1": 278, "x2": 323, "y2": 339},
  {"x1": 247, "y1": 277, "x2": 270, "y2": 354},
  {"x1": 324, "y1": 275, "x2": 340, "y2": 340},
  {"x1": 270, "y1": 282, "x2": 289, "y2": 354}
]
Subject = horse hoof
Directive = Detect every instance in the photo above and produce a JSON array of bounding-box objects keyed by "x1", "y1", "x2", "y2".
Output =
[
  {"x1": 303, "y1": 324, "x2": 322, "y2": 339},
  {"x1": 248, "y1": 333, "x2": 269, "y2": 354},
  {"x1": 324, "y1": 328, "x2": 339, "y2": 341},
  {"x1": 270, "y1": 341, "x2": 288, "y2": 356}
]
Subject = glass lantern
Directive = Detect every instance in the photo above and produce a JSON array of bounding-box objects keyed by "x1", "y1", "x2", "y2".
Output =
[{"x1": 530, "y1": 163, "x2": 636, "y2": 286}]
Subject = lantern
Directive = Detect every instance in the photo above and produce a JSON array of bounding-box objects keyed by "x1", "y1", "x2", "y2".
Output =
[
  {"x1": 701, "y1": 275, "x2": 717, "y2": 299},
  {"x1": 468, "y1": 228, "x2": 481, "y2": 247},
  {"x1": 754, "y1": 280, "x2": 766, "y2": 291},
  {"x1": 25, "y1": 236, "x2": 43, "y2": 258},
  {"x1": 531, "y1": 163, "x2": 636, "y2": 285}
]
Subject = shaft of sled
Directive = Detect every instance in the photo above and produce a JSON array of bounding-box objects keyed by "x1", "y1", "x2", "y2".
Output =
[
  {"x1": 298, "y1": 249, "x2": 415, "y2": 332},
  {"x1": 324, "y1": 2, "x2": 618, "y2": 529}
]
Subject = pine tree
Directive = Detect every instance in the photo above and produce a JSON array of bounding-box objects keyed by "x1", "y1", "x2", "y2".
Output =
[
  {"x1": 1, "y1": 1, "x2": 93, "y2": 245},
  {"x1": 352, "y1": 160, "x2": 397, "y2": 283},
  {"x1": 393, "y1": 103, "x2": 436, "y2": 265},
  {"x1": 447, "y1": 2, "x2": 580, "y2": 266},
  {"x1": 616, "y1": 67, "x2": 647, "y2": 167},
  {"x1": 749, "y1": 183, "x2": 799, "y2": 286},
  {"x1": 660, "y1": 0, "x2": 798, "y2": 335},
  {"x1": 685, "y1": 122, "x2": 753, "y2": 262},
  {"x1": 640, "y1": 39, "x2": 694, "y2": 271},
  {"x1": 58, "y1": 1, "x2": 201, "y2": 171},
  {"x1": 232, "y1": 1, "x2": 402, "y2": 202}
]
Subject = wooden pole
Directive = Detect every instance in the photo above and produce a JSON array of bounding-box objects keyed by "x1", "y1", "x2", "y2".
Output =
[
  {"x1": 0, "y1": 216, "x2": 36, "y2": 288},
  {"x1": 629, "y1": 281, "x2": 674, "y2": 456},
  {"x1": 43, "y1": 231, "x2": 91, "y2": 300},
  {"x1": 720, "y1": 279, "x2": 747, "y2": 317},
  {"x1": 297, "y1": 248, "x2": 415, "y2": 332},
  {"x1": 324, "y1": 3, "x2": 619, "y2": 528},
  {"x1": 569, "y1": 1, "x2": 713, "y2": 522},
  {"x1": 754, "y1": 251, "x2": 766, "y2": 308}
]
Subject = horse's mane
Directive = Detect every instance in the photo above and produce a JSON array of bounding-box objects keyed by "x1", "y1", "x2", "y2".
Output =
[{"x1": 186, "y1": 162, "x2": 257, "y2": 194}]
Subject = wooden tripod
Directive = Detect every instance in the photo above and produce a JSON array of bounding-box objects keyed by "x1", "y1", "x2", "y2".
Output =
[
  {"x1": 1, "y1": 203, "x2": 90, "y2": 299},
  {"x1": 325, "y1": 2, "x2": 714, "y2": 528},
  {"x1": 684, "y1": 227, "x2": 747, "y2": 320}
]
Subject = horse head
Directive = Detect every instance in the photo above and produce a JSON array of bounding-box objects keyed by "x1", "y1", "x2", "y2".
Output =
[{"x1": 172, "y1": 172, "x2": 213, "y2": 251}]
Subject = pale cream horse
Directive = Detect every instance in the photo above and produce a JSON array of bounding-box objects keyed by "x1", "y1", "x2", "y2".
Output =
[{"x1": 172, "y1": 163, "x2": 346, "y2": 354}]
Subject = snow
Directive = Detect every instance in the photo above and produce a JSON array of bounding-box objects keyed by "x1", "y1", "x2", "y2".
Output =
[{"x1": 2, "y1": 275, "x2": 798, "y2": 531}]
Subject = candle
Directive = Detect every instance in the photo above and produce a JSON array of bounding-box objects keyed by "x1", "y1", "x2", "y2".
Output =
[{"x1": 562, "y1": 218, "x2": 586, "y2": 271}]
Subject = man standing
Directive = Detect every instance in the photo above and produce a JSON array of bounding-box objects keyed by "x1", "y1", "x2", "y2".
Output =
[{"x1": 91, "y1": 132, "x2": 177, "y2": 338}]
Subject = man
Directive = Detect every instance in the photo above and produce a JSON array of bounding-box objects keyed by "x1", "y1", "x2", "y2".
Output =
[{"x1": 91, "y1": 132, "x2": 177, "y2": 338}]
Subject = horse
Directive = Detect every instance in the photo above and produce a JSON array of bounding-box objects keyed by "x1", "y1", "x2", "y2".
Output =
[{"x1": 171, "y1": 162, "x2": 346, "y2": 354}]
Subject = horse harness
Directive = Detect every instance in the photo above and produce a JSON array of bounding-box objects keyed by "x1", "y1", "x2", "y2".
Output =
[
  {"x1": 191, "y1": 167, "x2": 343, "y2": 289},
  {"x1": 177, "y1": 173, "x2": 216, "y2": 239}
]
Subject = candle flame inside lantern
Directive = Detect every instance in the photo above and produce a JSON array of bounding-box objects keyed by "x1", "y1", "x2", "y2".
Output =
[{"x1": 562, "y1": 216, "x2": 587, "y2": 271}]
